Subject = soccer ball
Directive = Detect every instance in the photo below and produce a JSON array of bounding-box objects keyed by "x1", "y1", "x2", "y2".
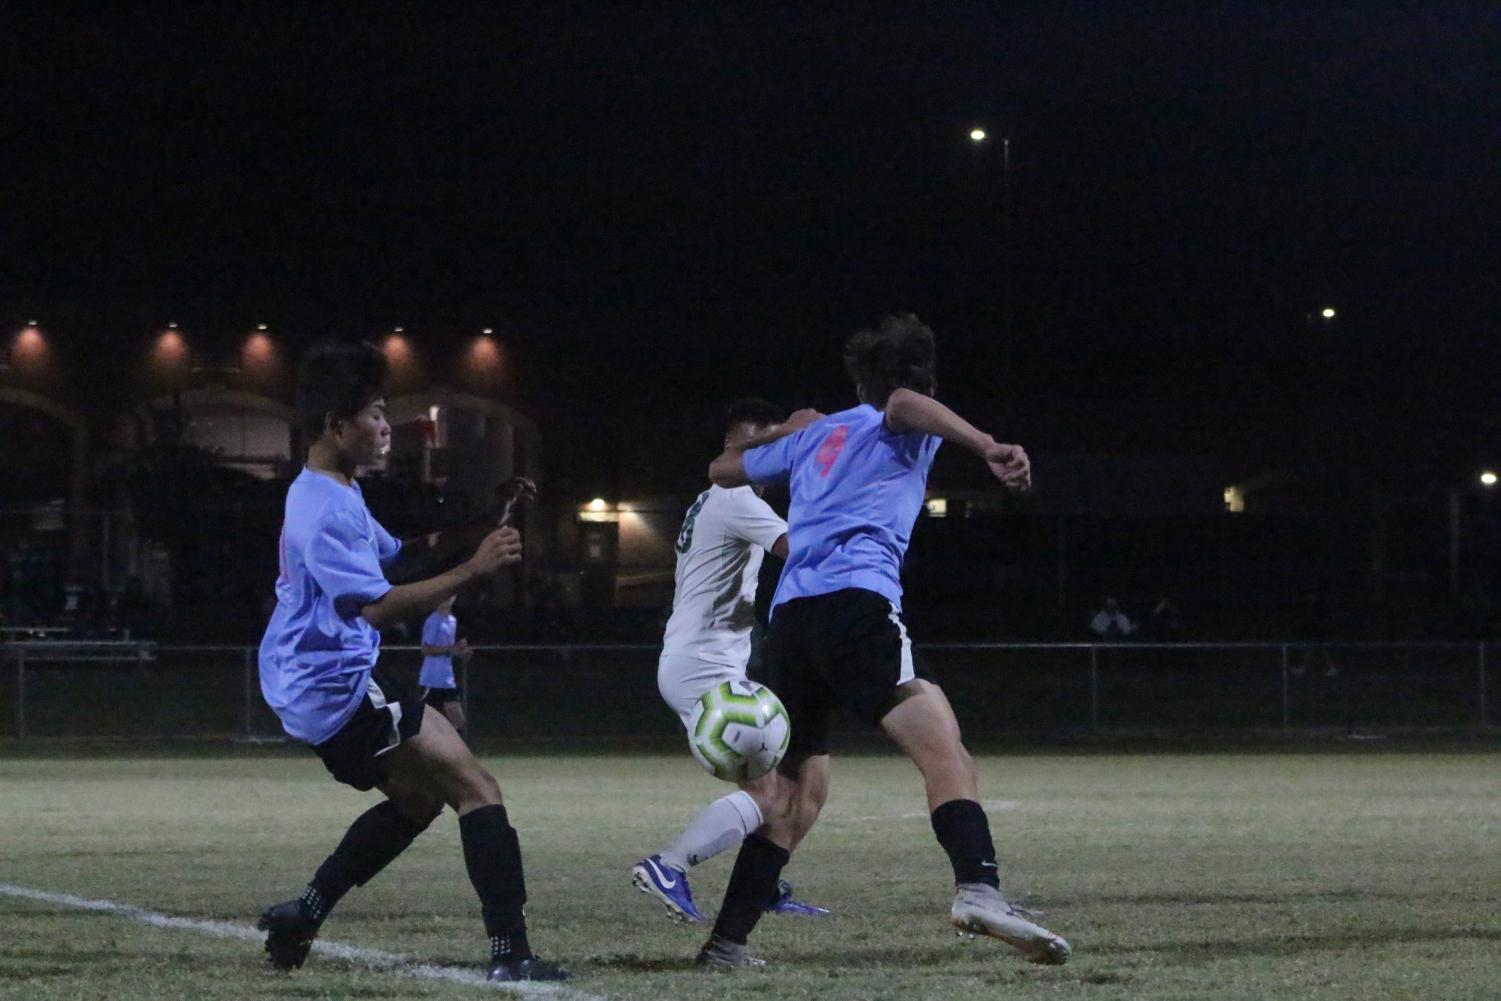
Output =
[{"x1": 687, "y1": 680, "x2": 791, "y2": 783}]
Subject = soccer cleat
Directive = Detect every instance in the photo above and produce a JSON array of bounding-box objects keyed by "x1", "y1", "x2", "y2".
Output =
[
  {"x1": 487, "y1": 955, "x2": 571, "y2": 982},
  {"x1": 695, "y1": 934, "x2": 767, "y2": 968},
  {"x1": 631, "y1": 855, "x2": 704, "y2": 923},
  {"x1": 767, "y1": 879, "x2": 830, "y2": 917},
  {"x1": 256, "y1": 898, "x2": 320, "y2": 971},
  {"x1": 949, "y1": 884, "x2": 1071, "y2": 965}
]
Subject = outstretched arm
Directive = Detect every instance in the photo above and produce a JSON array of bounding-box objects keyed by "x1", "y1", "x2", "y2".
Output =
[
  {"x1": 363, "y1": 530, "x2": 520, "y2": 629},
  {"x1": 708, "y1": 409, "x2": 824, "y2": 487},
  {"x1": 884, "y1": 389, "x2": 1031, "y2": 491},
  {"x1": 385, "y1": 478, "x2": 537, "y2": 584}
]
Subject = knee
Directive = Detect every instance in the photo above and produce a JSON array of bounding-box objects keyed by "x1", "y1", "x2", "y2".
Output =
[{"x1": 457, "y1": 767, "x2": 503, "y2": 809}]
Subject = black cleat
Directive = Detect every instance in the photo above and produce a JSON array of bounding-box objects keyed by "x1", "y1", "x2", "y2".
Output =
[
  {"x1": 695, "y1": 934, "x2": 767, "y2": 968},
  {"x1": 256, "y1": 899, "x2": 320, "y2": 971},
  {"x1": 487, "y1": 955, "x2": 571, "y2": 982}
]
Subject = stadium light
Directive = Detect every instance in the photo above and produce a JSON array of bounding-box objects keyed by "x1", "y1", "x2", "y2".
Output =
[
  {"x1": 969, "y1": 127, "x2": 987, "y2": 142},
  {"x1": 1481, "y1": 471, "x2": 1498, "y2": 487},
  {"x1": 6, "y1": 323, "x2": 49, "y2": 373},
  {"x1": 588, "y1": 498, "x2": 607, "y2": 512},
  {"x1": 1321, "y1": 307, "x2": 1337, "y2": 320}
]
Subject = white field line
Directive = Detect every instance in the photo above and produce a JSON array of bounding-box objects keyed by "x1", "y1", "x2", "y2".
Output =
[{"x1": 0, "y1": 882, "x2": 606, "y2": 1000}]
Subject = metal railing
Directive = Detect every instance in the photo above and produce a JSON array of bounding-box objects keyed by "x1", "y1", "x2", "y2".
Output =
[{"x1": 0, "y1": 640, "x2": 1494, "y2": 741}]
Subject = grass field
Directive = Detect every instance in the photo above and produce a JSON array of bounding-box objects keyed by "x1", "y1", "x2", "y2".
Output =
[{"x1": 3, "y1": 745, "x2": 1500, "y2": 1001}]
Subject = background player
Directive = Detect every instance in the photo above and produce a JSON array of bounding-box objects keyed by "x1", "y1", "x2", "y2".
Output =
[
  {"x1": 631, "y1": 400, "x2": 826, "y2": 923},
  {"x1": 415, "y1": 477, "x2": 535, "y2": 732},
  {"x1": 418, "y1": 596, "x2": 470, "y2": 730},
  {"x1": 256, "y1": 342, "x2": 567, "y2": 982},
  {"x1": 696, "y1": 314, "x2": 1071, "y2": 967}
]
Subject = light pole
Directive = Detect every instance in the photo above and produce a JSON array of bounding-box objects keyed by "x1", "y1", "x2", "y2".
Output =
[
  {"x1": 968, "y1": 125, "x2": 1014, "y2": 336},
  {"x1": 1450, "y1": 471, "x2": 1499, "y2": 598}
]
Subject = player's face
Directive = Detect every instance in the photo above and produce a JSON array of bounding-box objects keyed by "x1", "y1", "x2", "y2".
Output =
[{"x1": 337, "y1": 397, "x2": 391, "y2": 469}]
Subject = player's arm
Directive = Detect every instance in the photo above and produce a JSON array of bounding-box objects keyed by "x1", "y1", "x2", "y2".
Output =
[
  {"x1": 708, "y1": 408, "x2": 824, "y2": 487},
  {"x1": 770, "y1": 534, "x2": 789, "y2": 559},
  {"x1": 884, "y1": 388, "x2": 1031, "y2": 491},
  {"x1": 361, "y1": 529, "x2": 520, "y2": 629}
]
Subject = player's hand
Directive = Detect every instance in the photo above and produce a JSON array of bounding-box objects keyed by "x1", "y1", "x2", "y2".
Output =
[
  {"x1": 984, "y1": 441, "x2": 1031, "y2": 492},
  {"x1": 784, "y1": 408, "x2": 825, "y2": 432},
  {"x1": 454, "y1": 638, "x2": 472, "y2": 659},
  {"x1": 499, "y1": 477, "x2": 538, "y2": 504},
  {"x1": 466, "y1": 526, "x2": 523, "y2": 576}
]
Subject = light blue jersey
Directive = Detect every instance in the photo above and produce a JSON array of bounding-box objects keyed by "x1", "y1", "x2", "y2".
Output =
[
  {"x1": 259, "y1": 468, "x2": 401, "y2": 744},
  {"x1": 742, "y1": 403, "x2": 940, "y2": 612},
  {"x1": 418, "y1": 612, "x2": 459, "y2": 689}
]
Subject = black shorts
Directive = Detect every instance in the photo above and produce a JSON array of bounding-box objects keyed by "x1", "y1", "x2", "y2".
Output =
[
  {"x1": 422, "y1": 686, "x2": 462, "y2": 709},
  {"x1": 312, "y1": 670, "x2": 426, "y2": 792},
  {"x1": 757, "y1": 587, "x2": 927, "y2": 758}
]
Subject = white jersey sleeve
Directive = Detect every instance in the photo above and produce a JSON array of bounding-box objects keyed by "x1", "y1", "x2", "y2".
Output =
[{"x1": 722, "y1": 489, "x2": 787, "y2": 552}]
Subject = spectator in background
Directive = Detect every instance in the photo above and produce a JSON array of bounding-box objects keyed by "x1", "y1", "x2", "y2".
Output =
[
  {"x1": 1145, "y1": 596, "x2": 1184, "y2": 642},
  {"x1": 1089, "y1": 598, "x2": 1135, "y2": 640}
]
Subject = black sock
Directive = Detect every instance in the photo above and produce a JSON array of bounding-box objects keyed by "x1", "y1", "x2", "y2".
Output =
[
  {"x1": 307, "y1": 800, "x2": 439, "y2": 922},
  {"x1": 710, "y1": 833, "x2": 790, "y2": 946},
  {"x1": 459, "y1": 804, "x2": 531, "y2": 960},
  {"x1": 930, "y1": 799, "x2": 1000, "y2": 889}
]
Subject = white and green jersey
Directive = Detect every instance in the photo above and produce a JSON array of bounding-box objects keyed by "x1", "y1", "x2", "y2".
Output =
[{"x1": 660, "y1": 485, "x2": 786, "y2": 669}]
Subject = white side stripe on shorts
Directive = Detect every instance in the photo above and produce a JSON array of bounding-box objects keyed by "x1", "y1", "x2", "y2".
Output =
[{"x1": 887, "y1": 602, "x2": 916, "y2": 685}]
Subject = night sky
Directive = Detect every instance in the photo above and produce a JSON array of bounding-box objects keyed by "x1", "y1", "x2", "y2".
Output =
[{"x1": 4, "y1": 4, "x2": 1497, "y2": 495}]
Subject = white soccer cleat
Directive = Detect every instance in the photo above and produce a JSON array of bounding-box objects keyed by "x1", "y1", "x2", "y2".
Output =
[{"x1": 949, "y1": 884, "x2": 1071, "y2": 965}]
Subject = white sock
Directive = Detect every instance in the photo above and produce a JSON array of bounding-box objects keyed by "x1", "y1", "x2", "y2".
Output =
[{"x1": 658, "y1": 790, "x2": 763, "y2": 871}]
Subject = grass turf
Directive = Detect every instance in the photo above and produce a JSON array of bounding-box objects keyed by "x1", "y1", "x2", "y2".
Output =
[{"x1": 2, "y1": 748, "x2": 1499, "y2": 1000}]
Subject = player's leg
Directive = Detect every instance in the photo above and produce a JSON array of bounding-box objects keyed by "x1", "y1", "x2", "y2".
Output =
[
  {"x1": 697, "y1": 595, "x2": 834, "y2": 965},
  {"x1": 422, "y1": 687, "x2": 466, "y2": 734},
  {"x1": 382, "y1": 705, "x2": 568, "y2": 981},
  {"x1": 259, "y1": 674, "x2": 441, "y2": 970},
  {"x1": 698, "y1": 750, "x2": 830, "y2": 965},
  {"x1": 880, "y1": 678, "x2": 1070, "y2": 965},
  {"x1": 633, "y1": 656, "x2": 758, "y2": 921}
]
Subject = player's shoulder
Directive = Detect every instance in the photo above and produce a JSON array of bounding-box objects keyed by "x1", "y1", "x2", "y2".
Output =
[{"x1": 818, "y1": 403, "x2": 882, "y2": 433}]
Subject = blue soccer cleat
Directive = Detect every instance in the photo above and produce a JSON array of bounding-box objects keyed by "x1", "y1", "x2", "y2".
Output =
[
  {"x1": 768, "y1": 879, "x2": 830, "y2": 917},
  {"x1": 631, "y1": 855, "x2": 704, "y2": 923}
]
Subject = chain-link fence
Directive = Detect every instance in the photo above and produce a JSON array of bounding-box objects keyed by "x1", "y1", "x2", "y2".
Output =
[{"x1": 0, "y1": 641, "x2": 1493, "y2": 742}]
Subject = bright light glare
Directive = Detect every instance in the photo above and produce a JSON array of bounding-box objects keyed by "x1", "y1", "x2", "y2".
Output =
[
  {"x1": 1481, "y1": 471, "x2": 1498, "y2": 487},
  {"x1": 1321, "y1": 307, "x2": 1336, "y2": 319},
  {"x1": 969, "y1": 128, "x2": 987, "y2": 142},
  {"x1": 588, "y1": 498, "x2": 607, "y2": 512}
]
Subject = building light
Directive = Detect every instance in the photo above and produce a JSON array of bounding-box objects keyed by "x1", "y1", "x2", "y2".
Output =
[
  {"x1": 1224, "y1": 485, "x2": 1245, "y2": 513},
  {"x1": 925, "y1": 497, "x2": 948, "y2": 518},
  {"x1": 1481, "y1": 471, "x2": 1498, "y2": 487}
]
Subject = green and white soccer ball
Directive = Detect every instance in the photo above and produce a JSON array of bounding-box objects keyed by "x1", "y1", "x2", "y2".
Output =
[{"x1": 687, "y1": 680, "x2": 791, "y2": 783}]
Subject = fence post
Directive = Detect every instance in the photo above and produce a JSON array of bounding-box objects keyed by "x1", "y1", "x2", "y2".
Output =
[
  {"x1": 1479, "y1": 642, "x2": 1489, "y2": 728},
  {"x1": 1089, "y1": 646, "x2": 1100, "y2": 730},
  {"x1": 14, "y1": 648, "x2": 25, "y2": 740},
  {"x1": 243, "y1": 646, "x2": 255, "y2": 737},
  {"x1": 1279, "y1": 645, "x2": 1291, "y2": 729}
]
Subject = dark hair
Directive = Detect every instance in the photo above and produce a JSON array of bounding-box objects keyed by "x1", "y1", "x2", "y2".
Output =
[
  {"x1": 842, "y1": 313, "x2": 937, "y2": 407},
  {"x1": 724, "y1": 398, "x2": 783, "y2": 434},
  {"x1": 296, "y1": 341, "x2": 389, "y2": 440}
]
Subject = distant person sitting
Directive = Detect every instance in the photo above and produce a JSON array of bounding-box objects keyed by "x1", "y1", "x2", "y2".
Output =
[
  {"x1": 1145, "y1": 596, "x2": 1184, "y2": 642},
  {"x1": 1089, "y1": 598, "x2": 1135, "y2": 640}
]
